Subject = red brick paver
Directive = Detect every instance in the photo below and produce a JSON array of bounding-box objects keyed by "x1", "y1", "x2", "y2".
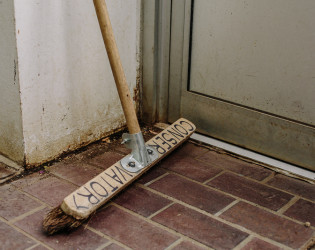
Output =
[
  {"x1": 241, "y1": 238, "x2": 281, "y2": 250},
  {"x1": 113, "y1": 185, "x2": 172, "y2": 217},
  {"x1": 50, "y1": 162, "x2": 103, "y2": 186},
  {"x1": 0, "y1": 137, "x2": 314, "y2": 250},
  {"x1": 172, "y1": 240, "x2": 208, "y2": 250},
  {"x1": 31, "y1": 244, "x2": 50, "y2": 250},
  {"x1": 267, "y1": 174, "x2": 315, "y2": 201},
  {"x1": 0, "y1": 221, "x2": 36, "y2": 249},
  {"x1": 149, "y1": 173, "x2": 235, "y2": 214},
  {"x1": 136, "y1": 167, "x2": 166, "y2": 185},
  {"x1": 208, "y1": 172, "x2": 293, "y2": 211},
  {"x1": 197, "y1": 151, "x2": 272, "y2": 181},
  {"x1": 153, "y1": 203, "x2": 248, "y2": 249},
  {"x1": 0, "y1": 184, "x2": 42, "y2": 221},
  {"x1": 14, "y1": 208, "x2": 109, "y2": 250},
  {"x1": 88, "y1": 205, "x2": 178, "y2": 250},
  {"x1": 168, "y1": 142, "x2": 208, "y2": 159},
  {"x1": 88, "y1": 151, "x2": 124, "y2": 169},
  {"x1": 103, "y1": 243, "x2": 126, "y2": 250},
  {"x1": 221, "y1": 202, "x2": 313, "y2": 248},
  {"x1": 162, "y1": 156, "x2": 222, "y2": 182},
  {"x1": 21, "y1": 176, "x2": 77, "y2": 207},
  {"x1": 284, "y1": 198, "x2": 315, "y2": 225}
]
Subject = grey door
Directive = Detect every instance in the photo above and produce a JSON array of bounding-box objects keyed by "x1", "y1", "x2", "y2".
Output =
[{"x1": 168, "y1": 0, "x2": 315, "y2": 170}]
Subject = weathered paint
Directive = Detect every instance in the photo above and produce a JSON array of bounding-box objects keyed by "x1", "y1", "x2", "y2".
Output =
[
  {"x1": 0, "y1": 0, "x2": 24, "y2": 165},
  {"x1": 0, "y1": 0, "x2": 141, "y2": 167}
]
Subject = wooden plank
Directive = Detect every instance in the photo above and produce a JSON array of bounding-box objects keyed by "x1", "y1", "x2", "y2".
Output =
[{"x1": 61, "y1": 118, "x2": 196, "y2": 219}]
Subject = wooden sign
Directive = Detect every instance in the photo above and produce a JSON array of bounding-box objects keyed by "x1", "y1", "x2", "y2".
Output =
[{"x1": 61, "y1": 118, "x2": 196, "y2": 219}]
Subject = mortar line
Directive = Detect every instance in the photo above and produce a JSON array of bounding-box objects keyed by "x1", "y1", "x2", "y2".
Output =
[
  {"x1": 190, "y1": 134, "x2": 315, "y2": 182},
  {"x1": 143, "y1": 172, "x2": 169, "y2": 186},
  {"x1": 141, "y1": 182, "x2": 314, "y2": 228},
  {"x1": 223, "y1": 170, "x2": 315, "y2": 204},
  {"x1": 137, "y1": 184, "x2": 311, "y2": 247},
  {"x1": 260, "y1": 172, "x2": 276, "y2": 184},
  {"x1": 232, "y1": 235, "x2": 254, "y2": 250},
  {"x1": 0, "y1": 216, "x2": 53, "y2": 250},
  {"x1": 161, "y1": 167, "x2": 315, "y2": 205},
  {"x1": 86, "y1": 226, "x2": 132, "y2": 250},
  {"x1": 25, "y1": 243, "x2": 41, "y2": 250},
  {"x1": 111, "y1": 203, "x2": 212, "y2": 249},
  {"x1": 9, "y1": 205, "x2": 47, "y2": 224},
  {"x1": 277, "y1": 196, "x2": 300, "y2": 214},
  {"x1": 214, "y1": 200, "x2": 239, "y2": 217},
  {"x1": 8, "y1": 185, "x2": 51, "y2": 207},
  {"x1": 301, "y1": 237, "x2": 315, "y2": 250},
  {"x1": 203, "y1": 170, "x2": 227, "y2": 185},
  {"x1": 147, "y1": 201, "x2": 175, "y2": 219},
  {"x1": 194, "y1": 150, "x2": 267, "y2": 171},
  {"x1": 195, "y1": 149, "x2": 315, "y2": 184},
  {"x1": 164, "y1": 238, "x2": 184, "y2": 250},
  {"x1": 112, "y1": 202, "x2": 292, "y2": 250},
  {"x1": 94, "y1": 241, "x2": 114, "y2": 250}
]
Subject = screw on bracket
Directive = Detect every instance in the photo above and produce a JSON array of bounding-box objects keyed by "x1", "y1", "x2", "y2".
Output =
[
  {"x1": 128, "y1": 161, "x2": 136, "y2": 168},
  {"x1": 147, "y1": 149, "x2": 153, "y2": 155}
]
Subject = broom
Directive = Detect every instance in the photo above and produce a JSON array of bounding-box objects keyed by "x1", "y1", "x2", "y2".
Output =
[{"x1": 42, "y1": 0, "x2": 195, "y2": 235}]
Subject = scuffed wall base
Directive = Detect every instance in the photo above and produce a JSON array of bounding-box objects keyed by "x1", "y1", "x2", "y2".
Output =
[{"x1": 24, "y1": 119, "x2": 126, "y2": 168}]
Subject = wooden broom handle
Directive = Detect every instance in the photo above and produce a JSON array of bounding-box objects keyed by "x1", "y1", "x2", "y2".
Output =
[{"x1": 93, "y1": 0, "x2": 141, "y2": 134}]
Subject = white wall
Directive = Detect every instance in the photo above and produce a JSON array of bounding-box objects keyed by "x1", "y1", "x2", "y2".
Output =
[
  {"x1": 0, "y1": 0, "x2": 24, "y2": 164},
  {"x1": 0, "y1": 0, "x2": 140, "y2": 166}
]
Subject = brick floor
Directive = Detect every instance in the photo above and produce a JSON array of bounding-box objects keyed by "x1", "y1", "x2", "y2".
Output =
[
  {"x1": 162, "y1": 156, "x2": 222, "y2": 182},
  {"x1": 267, "y1": 174, "x2": 315, "y2": 201},
  {"x1": 197, "y1": 151, "x2": 272, "y2": 181},
  {"x1": 88, "y1": 205, "x2": 179, "y2": 249},
  {"x1": 208, "y1": 172, "x2": 293, "y2": 211},
  {"x1": 220, "y1": 202, "x2": 313, "y2": 249},
  {"x1": 241, "y1": 238, "x2": 281, "y2": 250},
  {"x1": 284, "y1": 198, "x2": 315, "y2": 225},
  {"x1": 152, "y1": 203, "x2": 248, "y2": 249},
  {"x1": 50, "y1": 162, "x2": 103, "y2": 186},
  {"x1": 0, "y1": 133, "x2": 314, "y2": 250},
  {"x1": 14, "y1": 208, "x2": 109, "y2": 250},
  {"x1": 172, "y1": 241, "x2": 208, "y2": 250},
  {"x1": 0, "y1": 220, "x2": 36, "y2": 249},
  {"x1": 113, "y1": 185, "x2": 172, "y2": 217},
  {"x1": 21, "y1": 176, "x2": 78, "y2": 207},
  {"x1": 149, "y1": 174, "x2": 235, "y2": 214},
  {"x1": 0, "y1": 184, "x2": 42, "y2": 221}
]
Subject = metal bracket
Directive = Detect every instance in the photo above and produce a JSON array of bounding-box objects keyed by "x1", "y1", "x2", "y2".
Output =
[{"x1": 120, "y1": 132, "x2": 159, "y2": 173}]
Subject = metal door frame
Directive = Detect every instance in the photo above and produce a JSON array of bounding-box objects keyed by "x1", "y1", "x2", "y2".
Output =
[
  {"x1": 142, "y1": 0, "x2": 315, "y2": 170},
  {"x1": 142, "y1": 0, "x2": 171, "y2": 123}
]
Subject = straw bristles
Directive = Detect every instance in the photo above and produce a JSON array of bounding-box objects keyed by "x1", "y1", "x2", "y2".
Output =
[{"x1": 42, "y1": 206, "x2": 85, "y2": 235}]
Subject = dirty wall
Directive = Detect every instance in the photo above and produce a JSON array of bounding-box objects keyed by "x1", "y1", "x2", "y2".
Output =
[{"x1": 0, "y1": 0, "x2": 141, "y2": 166}]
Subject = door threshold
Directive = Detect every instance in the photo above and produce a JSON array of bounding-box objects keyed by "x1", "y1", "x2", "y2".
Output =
[{"x1": 191, "y1": 133, "x2": 315, "y2": 181}]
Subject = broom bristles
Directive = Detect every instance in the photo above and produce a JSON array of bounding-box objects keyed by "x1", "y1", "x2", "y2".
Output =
[{"x1": 42, "y1": 206, "x2": 85, "y2": 235}]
